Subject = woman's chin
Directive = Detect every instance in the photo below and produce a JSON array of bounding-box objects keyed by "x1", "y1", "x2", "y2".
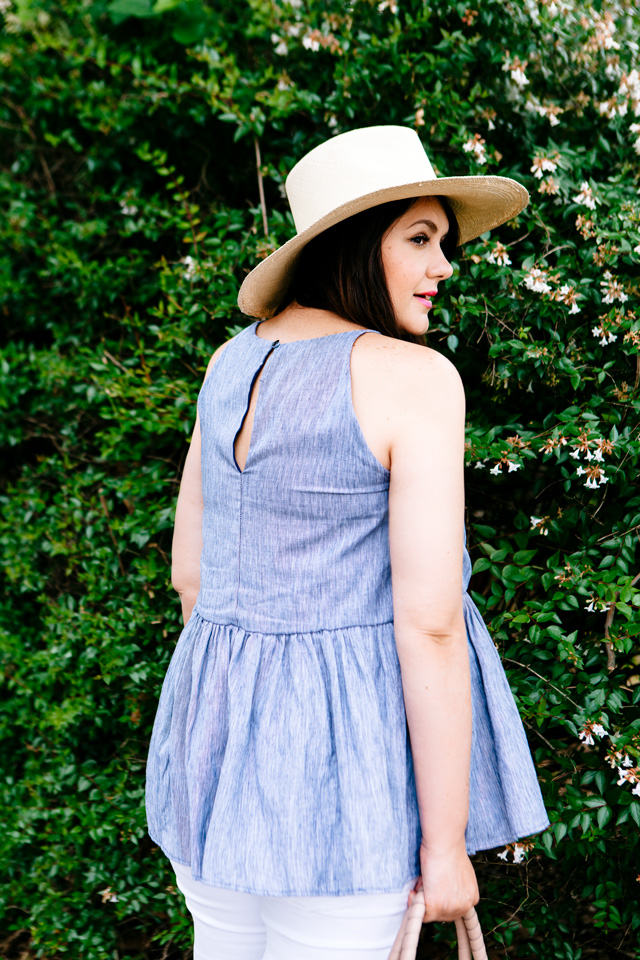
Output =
[{"x1": 398, "y1": 311, "x2": 430, "y2": 337}]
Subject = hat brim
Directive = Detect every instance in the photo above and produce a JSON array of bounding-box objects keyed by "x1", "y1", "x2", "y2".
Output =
[{"x1": 238, "y1": 175, "x2": 528, "y2": 318}]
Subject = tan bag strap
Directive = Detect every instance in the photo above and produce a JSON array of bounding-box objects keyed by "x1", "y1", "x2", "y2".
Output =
[{"x1": 387, "y1": 891, "x2": 488, "y2": 960}]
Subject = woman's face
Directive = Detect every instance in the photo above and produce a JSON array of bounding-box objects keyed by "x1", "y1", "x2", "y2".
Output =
[{"x1": 380, "y1": 197, "x2": 454, "y2": 336}]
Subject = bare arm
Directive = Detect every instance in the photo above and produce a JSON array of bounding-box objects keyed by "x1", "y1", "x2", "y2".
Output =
[
  {"x1": 171, "y1": 343, "x2": 228, "y2": 624},
  {"x1": 387, "y1": 344, "x2": 477, "y2": 921}
]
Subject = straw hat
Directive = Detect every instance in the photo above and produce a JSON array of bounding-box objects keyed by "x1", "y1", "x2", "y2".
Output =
[{"x1": 237, "y1": 125, "x2": 529, "y2": 319}]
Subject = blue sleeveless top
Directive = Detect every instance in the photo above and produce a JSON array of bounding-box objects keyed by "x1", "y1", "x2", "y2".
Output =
[{"x1": 145, "y1": 320, "x2": 549, "y2": 896}]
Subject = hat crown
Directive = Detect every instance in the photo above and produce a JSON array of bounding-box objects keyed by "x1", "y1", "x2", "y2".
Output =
[{"x1": 285, "y1": 126, "x2": 436, "y2": 234}]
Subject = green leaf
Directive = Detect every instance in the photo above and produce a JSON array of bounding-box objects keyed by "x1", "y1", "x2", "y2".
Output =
[
  {"x1": 472, "y1": 525, "x2": 496, "y2": 538},
  {"x1": 513, "y1": 549, "x2": 537, "y2": 564},
  {"x1": 107, "y1": 0, "x2": 154, "y2": 18},
  {"x1": 553, "y1": 822, "x2": 567, "y2": 843}
]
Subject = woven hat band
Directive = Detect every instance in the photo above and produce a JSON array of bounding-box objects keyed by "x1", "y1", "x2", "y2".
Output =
[{"x1": 286, "y1": 127, "x2": 437, "y2": 234}]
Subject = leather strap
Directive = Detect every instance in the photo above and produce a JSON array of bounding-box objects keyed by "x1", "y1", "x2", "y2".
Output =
[{"x1": 387, "y1": 891, "x2": 488, "y2": 960}]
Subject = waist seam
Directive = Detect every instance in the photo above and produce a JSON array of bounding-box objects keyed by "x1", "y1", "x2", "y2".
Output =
[{"x1": 191, "y1": 609, "x2": 396, "y2": 636}]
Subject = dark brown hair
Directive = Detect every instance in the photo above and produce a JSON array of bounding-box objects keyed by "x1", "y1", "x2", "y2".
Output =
[{"x1": 276, "y1": 195, "x2": 459, "y2": 344}]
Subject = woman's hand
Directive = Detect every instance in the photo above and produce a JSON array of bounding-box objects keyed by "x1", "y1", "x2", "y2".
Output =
[{"x1": 407, "y1": 841, "x2": 479, "y2": 924}]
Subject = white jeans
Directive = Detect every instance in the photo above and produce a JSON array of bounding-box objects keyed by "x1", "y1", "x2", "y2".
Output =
[{"x1": 170, "y1": 860, "x2": 416, "y2": 960}]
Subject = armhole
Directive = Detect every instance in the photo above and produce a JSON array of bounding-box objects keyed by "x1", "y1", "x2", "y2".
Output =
[
  {"x1": 203, "y1": 337, "x2": 232, "y2": 383},
  {"x1": 197, "y1": 338, "x2": 233, "y2": 420},
  {"x1": 347, "y1": 331, "x2": 391, "y2": 477}
]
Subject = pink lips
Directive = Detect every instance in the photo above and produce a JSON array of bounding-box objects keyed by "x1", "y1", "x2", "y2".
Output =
[{"x1": 414, "y1": 291, "x2": 437, "y2": 307}]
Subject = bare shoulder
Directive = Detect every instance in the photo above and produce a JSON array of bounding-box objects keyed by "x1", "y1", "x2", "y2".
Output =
[{"x1": 353, "y1": 332, "x2": 465, "y2": 409}]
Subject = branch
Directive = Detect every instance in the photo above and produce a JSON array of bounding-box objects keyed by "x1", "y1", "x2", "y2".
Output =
[
  {"x1": 254, "y1": 136, "x2": 269, "y2": 238},
  {"x1": 603, "y1": 570, "x2": 640, "y2": 672}
]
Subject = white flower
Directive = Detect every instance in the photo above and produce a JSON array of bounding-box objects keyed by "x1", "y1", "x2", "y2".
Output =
[
  {"x1": 605, "y1": 60, "x2": 622, "y2": 81},
  {"x1": 573, "y1": 181, "x2": 597, "y2": 210},
  {"x1": 553, "y1": 283, "x2": 581, "y2": 313},
  {"x1": 277, "y1": 77, "x2": 292, "y2": 92},
  {"x1": 598, "y1": 473, "x2": 608, "y2": 485},
  {"x1": 531, "y1": 155, "x2": 558, "y2": 178},
  {"x1": 621, "y1": 71, "x2": 640, "y2": 105},
  {"x1": 592, "y1": 724, "x2": 608, "y2": 739},
  {"x1": 271, "y1": 34, "x2": 289, "y2": 56},
  {"x1": 512, "y1": 844, "x2": 526, "y2": 863},
  {"x1": 497, "y1": 848, "x2": 509, "y2": 860},
  {"x1": 569, "y1": 449, "x2": 581, "y2": 459},
  {"x1": 585, "y1": 600, "x2": 595, "y2": 612},
  {"x1": 530, "y1": 516, "x2": 543, "y2": 528},
  {"x1": 503, "y1": 56, "x2": 529, "y2": 89},
  {"x1": 100, "y1": 887, "x2": 120, "y2": 903},
  {"x1": 120, "y1": 202, "x2": 138, "y2": 216},
  {"x1": 600, "y1": 274, "x2": 628, "y2": 304},
  {"x1": 486, "y1": 242, "x2": 511, "y2": 266},
  {"x1": 632, "y1": 783, "x2": 640, "y2": 797},
  {"x1": 489, "y1": 463, "x2": 502, "y2": 475},
  {"x1": 0, "y1": 0, "x2": 12, "y2": 12},
  {"x1": 378, "y1": 0, "x2": 399, "y2": 11},
  {"x1": 507, "y1": 460, "x2": 521, "y2": 472},
  {"x1": 462, "y1": 134, "x2": 487, "y2": 165},
  {"x1": 511, "y1": 67, "x2": 529, "y2": 88},
  {"x1": 579, "y1": 729, "x2": 595, "y2": 745},
  {"x1": 593, "y1": 13, "x2": 619, "y2": 51},
  {"x1": 634, "y1": 243, "x2": 640, "y2": 254},
  {"x1": 523, "y1": 267, "x2": 552, "y2": 294},
  {"x1": 593, "y1": 448, "x2": 603, "y2": 462},
  {"x1": 576, "y1": 466, "x2": 586, "y2": 476},
  {"x1": 623, "y1": 755, "x2": 634, "y2": 767},
  {"x1": 585, "y1": 477, "x2": 599, "y2": 489},
  {"x1": 617, "y1": 768, "x2": 635, "y2": 786},
  {"x1": 181, "y1": 255, "x2": 197, "y2": 280},
  {"x1": 474, "y1": 461, "x2": 487, "y2": 469},
  {"x1": 302, "y1": 34, "x2": 320, "y2": 51},
  {"x1": 592, "y1": 323, "x2": 619, "y2": 345}
]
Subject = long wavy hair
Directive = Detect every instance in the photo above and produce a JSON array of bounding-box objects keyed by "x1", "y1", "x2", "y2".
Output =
[{"x1": 276, "y1": 195, "x2": 459, "y2": 344}]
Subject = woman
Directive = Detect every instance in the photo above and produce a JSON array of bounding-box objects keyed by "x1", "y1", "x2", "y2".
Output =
[{"x1": 145, "y1": 125, "x2": 549, "y2": 960}]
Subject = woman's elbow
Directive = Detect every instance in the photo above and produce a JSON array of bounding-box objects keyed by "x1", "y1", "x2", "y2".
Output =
[
  {"x1": 171, "y1": 565, "x2": 200, "y2": 602},
  {"x1": 394, "y1": 604, "x2": 466, "y2": 646}
]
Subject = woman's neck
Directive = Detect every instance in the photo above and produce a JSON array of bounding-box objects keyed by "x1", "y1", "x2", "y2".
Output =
[{"x1": 257, "y1": 304, "x2": 368, "y2": 340}]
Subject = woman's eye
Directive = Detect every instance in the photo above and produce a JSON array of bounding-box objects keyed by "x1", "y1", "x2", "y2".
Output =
[{"x1": 410, "y1": 233, "x2": 430, "y2": 246}]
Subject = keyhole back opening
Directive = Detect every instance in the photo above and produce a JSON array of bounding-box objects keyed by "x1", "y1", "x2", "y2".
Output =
[{"x1": 233, "y1": 342, "x2": 279, "y2": 474}]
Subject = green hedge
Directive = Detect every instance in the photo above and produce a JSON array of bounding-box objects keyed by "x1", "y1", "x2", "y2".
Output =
[{"x1": 1, "y1": 0, "x2": 639, "y2": 957}]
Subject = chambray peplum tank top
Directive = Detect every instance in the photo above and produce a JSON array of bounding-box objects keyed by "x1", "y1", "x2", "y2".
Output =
[{"x1": 145, "y1": 320, "x2": 550, "y2": 896}]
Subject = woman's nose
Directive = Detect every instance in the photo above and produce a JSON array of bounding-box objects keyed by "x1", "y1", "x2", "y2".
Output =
[{"x1": 427, "y1": 251, "x2": 453, "y2": 281}]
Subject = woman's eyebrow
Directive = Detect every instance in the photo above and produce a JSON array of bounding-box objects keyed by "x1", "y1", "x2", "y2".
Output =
[{"x1": 408, "y1": 218, "x2": 448, "y2": 238}]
